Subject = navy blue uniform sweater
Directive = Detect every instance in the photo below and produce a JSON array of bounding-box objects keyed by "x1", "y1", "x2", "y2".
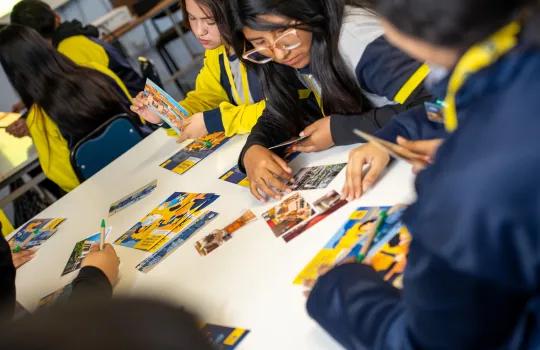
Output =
[{"x1": 307, "y1": 44, "x2": 540, "y2": 349}]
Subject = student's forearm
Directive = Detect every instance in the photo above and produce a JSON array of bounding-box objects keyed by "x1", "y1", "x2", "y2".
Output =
[
  {"x1": 70, "y1": 266, "x2": 112, "y2": 301},
  {"x1": 307, "y1": 264, "x2": 403, "y2": 350}
]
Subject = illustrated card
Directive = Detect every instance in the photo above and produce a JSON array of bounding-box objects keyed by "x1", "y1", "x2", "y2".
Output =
[
  {"x1": 268, "y1": 135, "x2": 309, "y2": 150},
  {"x1": 160, "y1": 132, "x2": 229, "y2": 175},
  {"x1": 195, "y1": 210, "x2": 256, "y2": 256},
  {"x1": 283, "y1": 190, "x2": 348, "y2": 243},
  {"x1": 62, "y1": 228, "x2": 111, "y2": 276},
  {"x1": 293, "y1": 206, "x2": 409, "y2": 288},
  {"x1": 108, "y1": 180, "x2": 158, "y2": 216},
  {"x1": 8, "y1": 218, "x2": 65, "y2": 250},
  {"x1": 261, "y1": 193, "x2": 315, "y2": 237},
  {"x1": 289, "y1": 163, "x2": 346, "y2": 191},
  {"x1": 201, "y1": 324, "x2": 250, "y2": 349},
  {"x1": 115, "y1": 192, "x2": 219, "y2": 252},
  {"x1": 143, "y1": 79, "x2": 189, "y2": 134},
  {"x1": 136, "y1": 211, "x2": 218, "y2": 273}
]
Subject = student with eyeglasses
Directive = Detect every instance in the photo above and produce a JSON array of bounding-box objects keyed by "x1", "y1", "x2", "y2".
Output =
[
  {"x1": 228, "y1": 0, "x2": 436, "y2": 202},
  {"x1": 306, "y1": 0, "x2": 540, "y2": 348}
]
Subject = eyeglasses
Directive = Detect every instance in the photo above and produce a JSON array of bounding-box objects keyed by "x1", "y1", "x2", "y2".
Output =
[{"x1": 242, "y1": 29, "x2": 302, "y2": 64}]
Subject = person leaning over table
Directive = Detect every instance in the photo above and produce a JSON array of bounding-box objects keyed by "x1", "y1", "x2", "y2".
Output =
[
  {"x1": 306, "y1": 0, "x2": 540, "y2": 349},
  {"x1": 0, "y1": 25, "x2": 139, "y2": 193},
  {"x1": 0, "y1": 222, "x2": 119, "y2": 322},
  {"x1": 227, "y1": 0, "x2": 434, "y2": 202},
  {"x1": 7, "y1": 0, "x2": 145, "y2": 138},
  {"x1": 131, "y1": 0, "x2": 270, "y2": 143}
]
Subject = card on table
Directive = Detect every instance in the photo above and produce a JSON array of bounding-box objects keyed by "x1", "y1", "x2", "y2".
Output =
[
  {"x1": 201, "y1": 324, "x2": 250, "y2": 349},
  {"x1": 283, "y1": 190, "x2": 348, "y2": 243},
  {"x1": 293, "y1": 205, "x2": 410, "y2": 288},
  {"x1": 353, "y1": 129, "x2": 426, "y2": 164},
  {"x1": 143, "y1": 79, "x2": 189, "y2": 134},
  {"x1": 194, "y1": 210, "x2": 256, "y2": 256},
  {"x1": 62, "y1": 228, "x2": 112, "y2": 276},
  {"x1": 289, "y1": 163, "x2": 346, "y2": 191},
  {"x1": 219, "y1": 152, "x2": 300, "y2": 188},
  {"x1": 136, "y1": 211, "x2": 219, "y2": 273},
  {"x1": 261, "y1": 193, "x2": 315, "y2": 237},
  {"x1": 115, "y1": 192, "x2": 219, "y2": 252},
  {"x1": 108, "y1": 180, "x2": 158, "y2": 216},
  {"x1": 160, "y1": 132, "x2": 229, "y2": 175},
  {"x1": 8, "y1": 218, "x2": 65, "y2": 250}
]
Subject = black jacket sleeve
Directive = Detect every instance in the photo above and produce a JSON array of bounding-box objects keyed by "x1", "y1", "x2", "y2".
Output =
[
  {"x1": 0, "y1": 233, "x2": 16, "y2": 322},
  {"x1": 70, "y1": 266, "x2": 112, "y2": 301},
  {"x1": 330, "y1": 84, "x2": 433, "y2": 145}
]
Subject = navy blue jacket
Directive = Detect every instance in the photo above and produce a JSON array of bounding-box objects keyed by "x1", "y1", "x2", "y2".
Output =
[{"x1": 307, "y1": 44, "x2": 540, "y2": 349}]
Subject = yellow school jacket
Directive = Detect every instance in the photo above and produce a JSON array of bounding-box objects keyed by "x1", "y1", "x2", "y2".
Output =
[
  {"x1": 179, "y1": 45, "x2": 266, "y2": 137},
  {"x1": 26, "y1": 62, "x2": 132, "y2": 193}
]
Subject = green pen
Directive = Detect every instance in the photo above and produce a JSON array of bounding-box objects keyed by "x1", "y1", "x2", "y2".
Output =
[
  {"x1": 12, "y1": 245, "x2": 21, "y2": 253},
  {"x1": 356, "y1": 210, "x2": 388, "y2": 263},
  {"x1": 100, "y1": 219, "x2": 106, "y2": 250}
]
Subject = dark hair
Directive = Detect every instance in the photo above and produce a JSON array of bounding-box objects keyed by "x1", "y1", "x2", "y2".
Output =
[
  {"x1": 376, "y1": 0, "x2": 540, "y2": 49},
  {"x1": 0, "y1": 25, "x2": 129, "y2": 144},
  {"x1": 0, "y1": 298, "x2": 213, "y2": 350},
  {"x1": 10, "y1": 0, "x2": 57, "y2": 39},
  {"x1": 228, "y1": 0, "x2": 374, "y2": 133},
  {"x1": 180, "y1": 0, "x2": 232, "y2": 45}
]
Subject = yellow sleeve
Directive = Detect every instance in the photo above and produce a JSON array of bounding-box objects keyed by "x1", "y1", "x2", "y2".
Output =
[
  {"x1": 179, "y1": 48, "x2": 230, "y2": 115},
  {"x1": 210, "y1": 100, "x2": 266, "y2": 136},
  {"x1": 57, "y1": 35, "x2": 109, "y2": 68},
  {"x1": 26, "y1": 107, "x2": 80, "y2": 193}
]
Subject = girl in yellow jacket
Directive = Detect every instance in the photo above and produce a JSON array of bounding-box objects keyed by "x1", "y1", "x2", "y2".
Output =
[
  {"x1": 0, "y1": 25, "x2": 134, "y2": 193},
  {"x1": 131, "y1": 0, "x2": 267, "y2": 141}
]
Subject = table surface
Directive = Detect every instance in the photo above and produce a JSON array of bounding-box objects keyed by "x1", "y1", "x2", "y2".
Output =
[
  {"x1": 14, "y1": 128, "x2": 416, "y2": 349},
  {"x1": 0, "y1": 113, "x2": 37, "y2": 184},
  {"x1": 102, "y1": 0, "x2": 179, "y2": 42}
]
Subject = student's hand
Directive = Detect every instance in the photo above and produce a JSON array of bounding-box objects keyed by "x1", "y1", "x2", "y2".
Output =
[
  {"x1": 11, "y1": 100, "x2": 25, "y2": 113},
  {"x1": 11, "y1": 249, "x2": 36, "y2": 269},
  {"x1": 6, "y1": 118, "x2": 29, "y2": 138},
  {"x1": 342, "y1": 143, "x2": 390, "y2": 201},
  {"x1": 81, "y1": 244, "x2": 120, "y2": 286},
  {"x1": 130, "y1": 92, "x2": 162, "y2": 124},
  {"x1": 396, "y1": 137, "x2": 443, "y2": 173},
  {"x1": 176, "y1": 113, "x2": 208, "y2": 143},
  {"x1": 293, "y1": 117, "x2": 334, "y2": 153},
  {"x1": 243, "y1": 145, "x2": 293, "y2": 202}
]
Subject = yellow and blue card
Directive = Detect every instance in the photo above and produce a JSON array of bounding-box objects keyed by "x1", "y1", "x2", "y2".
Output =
[
  {"x1": 202, "y1": 324, "x2": 250, "y2": 349},
  {"x1": 115, "y1": 192, "x2": 219, "y2": 252},
  {"x1": 8, "y1": 218, "x2": 65, "y2": 250}
]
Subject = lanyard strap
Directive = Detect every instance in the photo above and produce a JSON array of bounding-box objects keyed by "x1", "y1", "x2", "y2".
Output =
[{"x1": 444, "y1": 21, "x2": 521, "y2": 132}]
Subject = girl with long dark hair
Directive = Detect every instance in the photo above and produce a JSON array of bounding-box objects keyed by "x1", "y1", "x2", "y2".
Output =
[
  {"x1": 0, "y1": 25, "x2": 133, "y2": 192},
  {"x1": 131, "y1": 0, "x2": 267, "y2": 142},
  {"x1": 307, "y1": 0, "x2": 540, "y2": 349},
  {"x1": 228, "y1": 0, "x2": 432, "y2": 201}
]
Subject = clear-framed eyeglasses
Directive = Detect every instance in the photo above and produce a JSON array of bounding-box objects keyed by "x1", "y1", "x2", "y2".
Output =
[{"x1": 242, "y1": 29, "x2": 302, "y2": 64}]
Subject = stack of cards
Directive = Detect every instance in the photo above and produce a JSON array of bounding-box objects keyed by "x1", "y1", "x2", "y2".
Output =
[
  {"x1": 109, "y1": 180, "x2": 158, "y2": 216},
  {"x1": 289, "y1": 163, "x2": 346, "y2": 191},
  {"x1": 115, "y1": 192, "x2": 219, "y2": 252},
  {"x1": 293, "y1": 206, "x2": 410, "y2": 288}
]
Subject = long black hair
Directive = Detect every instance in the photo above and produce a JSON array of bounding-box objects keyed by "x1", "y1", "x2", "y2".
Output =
[
  {"x1": 181, "y1": 0, "x2": 232, "y2": 45},
  {"x1": 0, "y1": 25, "x2": 129, "y2": 144},
  {"x1": 376, "y1": 0, "x2": 540, "y2": 49},
  {"x1": 228, "y1": 0, "x2": 375, "y2": 134}
]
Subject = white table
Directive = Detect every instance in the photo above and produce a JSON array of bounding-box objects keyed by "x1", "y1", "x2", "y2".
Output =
[{"x1": 14, "y1": 128, "x2": 416, "y2": 349}]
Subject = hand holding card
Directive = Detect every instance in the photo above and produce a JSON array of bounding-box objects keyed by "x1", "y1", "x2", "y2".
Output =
[{"x1": 353, "y1": 129, "x2": 428, "y2": 164}]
